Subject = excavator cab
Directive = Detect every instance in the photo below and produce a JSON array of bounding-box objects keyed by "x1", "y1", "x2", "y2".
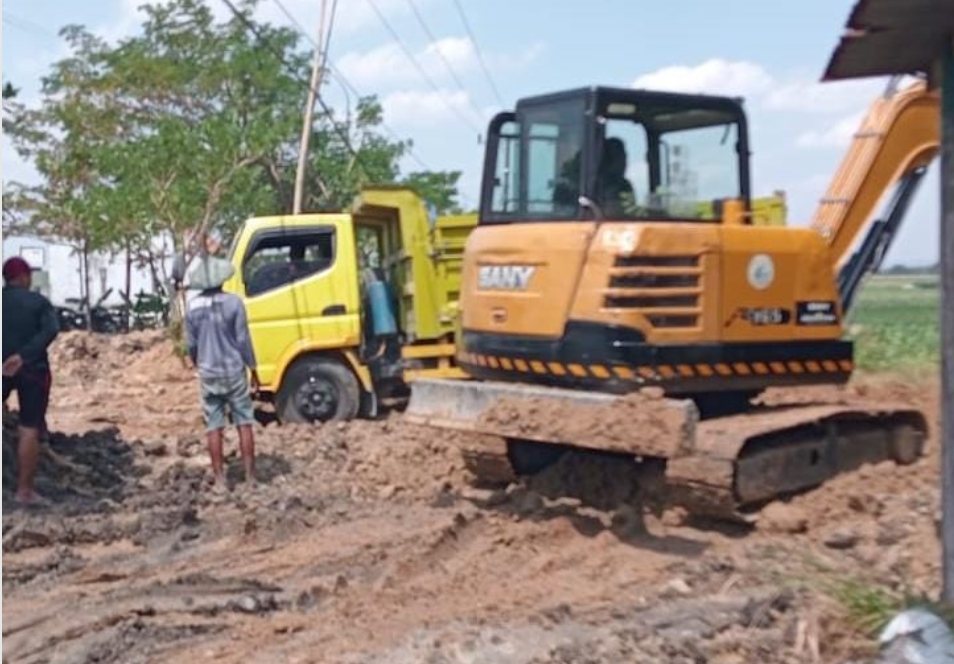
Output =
[{"x1": 480, "y1": 87, "x2": 752, "y2": 226}]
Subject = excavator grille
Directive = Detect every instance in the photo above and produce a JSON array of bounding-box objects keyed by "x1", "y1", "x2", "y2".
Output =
[{"x1": 603, "y1": 254, "x2": 702, "y2": 329}]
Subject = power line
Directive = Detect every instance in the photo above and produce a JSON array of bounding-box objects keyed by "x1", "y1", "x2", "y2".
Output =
[
  {"x1": 219, "y1": 0, "x2": 370, "y2": 177},
  {"x1": 364, "y1": 0, "x2": 482, "y2": 134},
  {"x1": 3, "y1": 12, "x2": 58, "y2": 41},
  {"x1": 270, "y1": 0, "x2": 438, "y2": 174},
  {"x1": 450, "y1": 0, "x2": 505, "y2": 108},
  {"x1": 404, "y1": 0, "x2": 471, "y2": 99},
  {"x1": 229, "y1": 0, "x2": 477, "y2": 208}
]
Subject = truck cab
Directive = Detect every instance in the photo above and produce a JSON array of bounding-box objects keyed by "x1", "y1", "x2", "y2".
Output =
[{"x1": 223, "y1": 187, "x2": 476, "y2": 422}]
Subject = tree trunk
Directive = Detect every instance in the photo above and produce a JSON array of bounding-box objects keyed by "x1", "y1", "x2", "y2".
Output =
[
  {"x1": 124, "y1": 241, "x2": 132, "y2": 304},
  {"x1": 82, "y1": 240, "x2": 92, "y2": 332}
]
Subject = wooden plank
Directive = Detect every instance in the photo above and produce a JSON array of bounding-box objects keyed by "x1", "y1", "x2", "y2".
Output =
[{"x1": 941, "y1": 46, "x2": 954, "y2": 605}]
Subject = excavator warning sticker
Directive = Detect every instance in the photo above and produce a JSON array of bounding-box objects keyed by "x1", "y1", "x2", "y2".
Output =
[{"x1": 796, "y1": 301, "x2": 838, "y2": 325}]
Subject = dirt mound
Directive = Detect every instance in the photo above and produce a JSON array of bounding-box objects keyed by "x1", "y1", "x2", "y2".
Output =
[{"x1": 2, "y1": 410, "x2": 146, "y2": 509}]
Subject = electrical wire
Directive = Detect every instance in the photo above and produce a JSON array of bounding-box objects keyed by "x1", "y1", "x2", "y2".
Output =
[
  {"x1": 450, "y1": 0, "x2": 506, "y2": 108},
  {"x1": 364, "y1": 0, "x2": 482, "y2": 134},
  {"x1": 219, "y1": 0, "x2": 370, "y2": 177},
  {"x1": 3, "y1": 12, "x2": 58, "y2": 41},
  {"x1": 269, "y1": 0, "x2": 454, "y2": 178},
  {"x1": 404, "y1": 0, "x2": 472, "y2": 101}
]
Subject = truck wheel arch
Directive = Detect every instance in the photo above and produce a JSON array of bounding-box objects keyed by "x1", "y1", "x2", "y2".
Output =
[{"x1": 275, "y1": 352, "x2": 364, "y2": 423}]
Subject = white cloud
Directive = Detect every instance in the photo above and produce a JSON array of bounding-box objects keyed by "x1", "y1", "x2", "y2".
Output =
[
  {"x1": 764, "y1": 78, "x2": 883, "y2": 114},
  {"x1": 337, "y1": 36, "x2": 476, "y2": 89},
  {"x1": 382, "y1": 89, "x2": 480, "y2": 127},
  {"x1": 795, "y1": 112, "x2": 865, "y2": 149},
  {"x1": 631, "y1": 59, "x2": 774, "y2": 97}
]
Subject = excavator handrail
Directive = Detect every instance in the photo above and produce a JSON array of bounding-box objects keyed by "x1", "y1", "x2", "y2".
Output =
[{"x1": 810, "y1": 80, "x2": 940, "y2": 268}]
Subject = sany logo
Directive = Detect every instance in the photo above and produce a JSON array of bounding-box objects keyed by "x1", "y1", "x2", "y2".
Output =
[{"x1": 477, "y1": 265, "x2": 536, "y2": 290}]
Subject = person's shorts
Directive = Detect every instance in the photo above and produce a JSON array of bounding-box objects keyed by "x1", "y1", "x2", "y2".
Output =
[
  {"x1": 200, "y1": 372, "x2": 255, "y2": 431},
  {"x1": 3, "y1": 367, "x2": 51, "y2": 430}
]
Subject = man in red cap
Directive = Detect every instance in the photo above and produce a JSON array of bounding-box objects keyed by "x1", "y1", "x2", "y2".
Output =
[{"x1": 2, "y1": 256, "x2": 59, "y2": 505}]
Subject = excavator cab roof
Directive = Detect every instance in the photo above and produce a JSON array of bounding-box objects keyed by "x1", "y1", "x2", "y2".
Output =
[{"x1": 480, "y1": 86, "x2": 752, "y2": 224}]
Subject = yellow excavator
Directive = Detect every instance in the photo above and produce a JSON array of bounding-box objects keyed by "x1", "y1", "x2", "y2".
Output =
[{"x1": 405, "y1": 78, "x2": 941, "y2": 519}]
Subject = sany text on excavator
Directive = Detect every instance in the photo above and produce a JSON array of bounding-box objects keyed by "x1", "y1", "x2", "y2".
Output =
[{"x1": 405, "y1": 78, "x2": 941, "y2": 520}]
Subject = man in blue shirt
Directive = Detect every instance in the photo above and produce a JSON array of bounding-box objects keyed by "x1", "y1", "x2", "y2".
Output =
[
  {"x1": 185, "y1": 255, "x2": 259, "y2": 491},
  {"x1": 2, "y1": 256, "x2": 59, "y2": 505}
]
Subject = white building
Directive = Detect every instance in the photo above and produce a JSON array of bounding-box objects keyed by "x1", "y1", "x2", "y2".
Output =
[{"x1": 1, "y1": 233, "x2": 174, "y2": 307}]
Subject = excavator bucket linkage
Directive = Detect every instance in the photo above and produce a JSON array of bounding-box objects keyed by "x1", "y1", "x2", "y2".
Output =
[{"x1": 405, "y1": 378, "x2": 928, "y2": 521}]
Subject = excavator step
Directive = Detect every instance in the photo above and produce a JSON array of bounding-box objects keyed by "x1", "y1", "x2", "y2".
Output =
[{"x1": 405, "y1": 378, "x2": 928, "y2": 520}]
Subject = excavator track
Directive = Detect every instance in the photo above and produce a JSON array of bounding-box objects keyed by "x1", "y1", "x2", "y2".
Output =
[
  {"x1": 406, "y1": 379, "x2": 928, "y2": 521},
  {"x1": 666, "y1": 405, "x2": 928, "y2": 520}
]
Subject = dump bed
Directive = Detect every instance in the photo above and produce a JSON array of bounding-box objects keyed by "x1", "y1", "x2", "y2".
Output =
[{"x1": 351, "y1": 187, "x2": 478, "y2": 343}]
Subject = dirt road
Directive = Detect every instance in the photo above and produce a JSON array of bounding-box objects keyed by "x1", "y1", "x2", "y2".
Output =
[{"x1": 1, "y1": 332, "x2": 943, "y2": 663}]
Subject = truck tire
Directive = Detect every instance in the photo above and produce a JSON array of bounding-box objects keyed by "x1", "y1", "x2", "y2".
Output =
[{"x1": 277, "y1": 357, "x2": 361, "y2": 424}]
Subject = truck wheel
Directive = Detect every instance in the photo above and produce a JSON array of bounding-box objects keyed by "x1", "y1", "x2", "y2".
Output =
[{"x1": 277, "y1": 357, "x2": 361, "y2": 423}]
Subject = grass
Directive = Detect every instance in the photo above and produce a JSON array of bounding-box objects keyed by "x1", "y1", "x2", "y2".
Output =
[
  {"x1": 827, "y1": 576, "x2": 954, "y2": 638},
  {"x1": 845, "y1": 273, "x2": 940, "y2": 372}
]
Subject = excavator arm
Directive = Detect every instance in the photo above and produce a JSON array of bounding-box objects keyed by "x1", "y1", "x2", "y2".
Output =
[{"x1": 811, "y1": 79, "x2": 940, "y2": 286}]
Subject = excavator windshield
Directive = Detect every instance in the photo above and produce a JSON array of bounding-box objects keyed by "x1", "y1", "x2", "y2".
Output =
[{"x1": 479, "y1": 87, "x2": 751, "y2": 224}]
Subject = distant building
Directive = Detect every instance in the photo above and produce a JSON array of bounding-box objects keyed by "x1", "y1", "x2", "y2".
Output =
[{"x1": 1, "y1": 233, "x2": 174, "y2": 307}]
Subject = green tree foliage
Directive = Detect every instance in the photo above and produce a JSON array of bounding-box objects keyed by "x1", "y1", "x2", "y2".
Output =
[
  {"x1": 403, "y1": 170, "x2": 464, "y2": 214},
  {"x1": 5, "y1": 0, "x2": 461, "y2": 273}
]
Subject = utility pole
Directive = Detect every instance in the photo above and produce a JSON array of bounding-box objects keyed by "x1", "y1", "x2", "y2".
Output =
[
  {"x1": 941, "y1": 43, "x2": 954, "y2": 605},
  {"x1": 292, "y1": 0, "x2": 329, "y2": 215}
]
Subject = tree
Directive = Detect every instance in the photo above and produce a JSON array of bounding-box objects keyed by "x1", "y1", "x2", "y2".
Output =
[
  {"x1": 5, "y1": 0, "x2": 460, "y2": 302},
  {"x1": 402, "y1": 170, "x2": 464, "y2": 214}
]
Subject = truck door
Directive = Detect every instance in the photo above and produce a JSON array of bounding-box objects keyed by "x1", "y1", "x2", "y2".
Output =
[{"x1": 235, "y1": 223, "x2": 360, "y2": 387}]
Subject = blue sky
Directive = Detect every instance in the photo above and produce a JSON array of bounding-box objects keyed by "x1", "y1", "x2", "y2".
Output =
[{"x1": 2, "y1": 0, "x2": 941, "y2": 265}]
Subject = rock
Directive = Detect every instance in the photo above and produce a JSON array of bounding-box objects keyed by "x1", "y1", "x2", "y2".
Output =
[
  {"x1": 823, "y1": 528, "x2": 860, "y2": 550},
  {"x1": 758, "y1": 502, "x2": 809, "y2": 534},
  {"x1": 378, "y1": 484, "x2": 400, "y2": 499},
  {"x1": 142, "y1": 440, "x2": 168, "y2": 457},
  {"x1": 235, "y1": 596, "x2": 259, "y2": 613},
  {"x1": 665, "y1": 578, "x2": 692, "y2": 596},
  {"x1": 461, "y1": 486, "x2": 508, "y2": 507},
  {"x1": 176, "y1": 435, "x2": 202, "y2": 458}
]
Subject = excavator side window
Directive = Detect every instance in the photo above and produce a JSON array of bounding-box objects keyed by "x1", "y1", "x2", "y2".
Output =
[{"x1": 489, "y1": 121, "x2": 520, "y2": 214}]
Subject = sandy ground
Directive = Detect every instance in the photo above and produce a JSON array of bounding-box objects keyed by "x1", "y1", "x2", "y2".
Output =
[{"x1": 1, "y1": 331, "x2": 944, "y2": 664}]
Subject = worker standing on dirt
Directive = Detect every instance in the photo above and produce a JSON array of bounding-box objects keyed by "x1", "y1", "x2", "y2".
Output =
[
  {"x1": 2, "y1": 256, "x2": 60, "y2": 506},
  {"x1": 184, "y1": 255, "x2": 260, "y2": 492}
]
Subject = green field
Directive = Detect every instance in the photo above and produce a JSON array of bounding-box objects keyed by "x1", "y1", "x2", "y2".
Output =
[{"x1": 845, "y1": 273, "x2": 940, "y2": 372}]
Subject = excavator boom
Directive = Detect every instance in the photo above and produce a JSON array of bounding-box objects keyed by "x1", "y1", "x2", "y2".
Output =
[{"x1": 811, "y1": 79, "x2": 940, "y2": 267}]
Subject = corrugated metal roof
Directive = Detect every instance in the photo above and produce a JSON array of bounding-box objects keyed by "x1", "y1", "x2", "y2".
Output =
[{"x1": 823, "y1": 0, "x2": 954, "y2": 80}]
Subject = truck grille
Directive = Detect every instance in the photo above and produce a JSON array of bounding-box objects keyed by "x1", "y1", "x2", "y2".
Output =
[{"x1": 603, "y1": 255, "x2": 701, "y2": 329}]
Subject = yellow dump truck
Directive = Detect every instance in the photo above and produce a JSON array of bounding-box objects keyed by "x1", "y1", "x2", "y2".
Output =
[{"x1": 222, "y1": 187, "x2": 476, "y2": 422}]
